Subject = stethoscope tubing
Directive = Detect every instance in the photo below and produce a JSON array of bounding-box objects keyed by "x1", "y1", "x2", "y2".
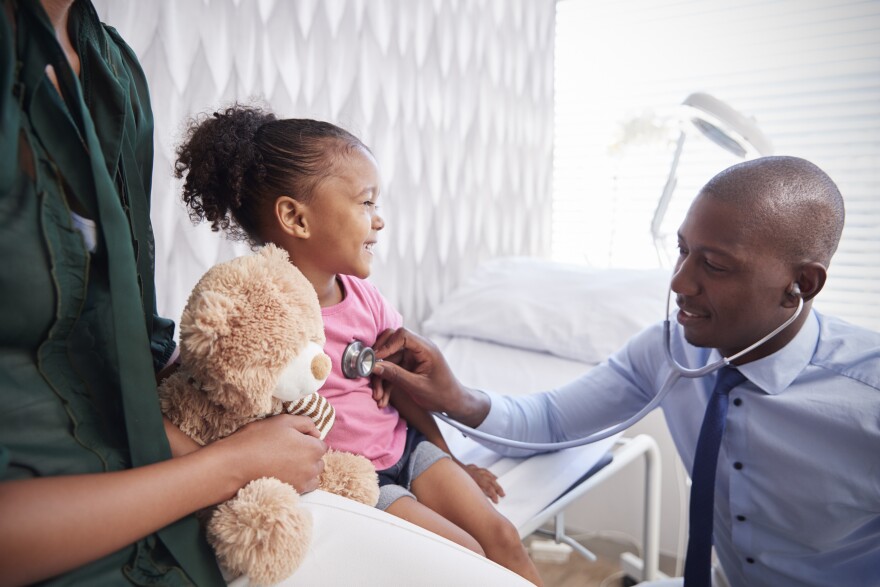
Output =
[
  {"x1": 434, "y1": 288, "x2": 803, "y2": 451},
  {"x1": 435, "y1": 370, "x2": 681, "y2": 451},
  {"x1": 662, "y1": 288, "x2": 803, "y2": 378}
]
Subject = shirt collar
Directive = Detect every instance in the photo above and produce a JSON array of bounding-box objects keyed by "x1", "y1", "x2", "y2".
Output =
[{"x1": 706, "y1": 309, "x2": 819, "y2": 395}]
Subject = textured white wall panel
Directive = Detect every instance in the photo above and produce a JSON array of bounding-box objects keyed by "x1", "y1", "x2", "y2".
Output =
[{"x1": 93, "y1": 0, "x2": 556, "y2": 330}]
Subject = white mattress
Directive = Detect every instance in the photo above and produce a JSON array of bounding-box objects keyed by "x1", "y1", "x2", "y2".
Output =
[{"x1": 422, "y1": 258, "x2": 669, "y2": 530}]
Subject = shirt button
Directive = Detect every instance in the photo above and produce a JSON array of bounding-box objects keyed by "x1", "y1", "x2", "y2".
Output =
[
  {"x1": 746, "y1": 557, "x2": 755, "y2": 564},
  {"x1": 736, "y1": 515, "x2": 746, "y2": 522},
  {"x1": 733, "y1": 397, "x2": 742, "y2": 406},
  {"x1": 734, "y1": 462, "x2": 744, "y2": 470}
]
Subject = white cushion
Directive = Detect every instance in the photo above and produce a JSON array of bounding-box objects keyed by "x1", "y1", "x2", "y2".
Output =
[{"x1": 227, "y1": 490, "x2": 533, "y2": 586}]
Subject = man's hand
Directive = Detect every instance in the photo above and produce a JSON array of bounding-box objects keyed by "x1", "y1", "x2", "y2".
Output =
[
  {"x1": 372, "y1": 328, "x2": 490, "y2": 427},
  {"x1": 371, "y1": 374, "x2": 392, "y2": 409}
]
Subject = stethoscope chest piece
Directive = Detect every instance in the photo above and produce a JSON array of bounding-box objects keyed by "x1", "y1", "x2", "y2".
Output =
[{"x1": 342, "y1": 340, "x2": 376, "y2": 379}]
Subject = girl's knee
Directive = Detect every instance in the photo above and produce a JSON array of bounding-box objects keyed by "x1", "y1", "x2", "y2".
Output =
[{"x1": 484, "y1": 512, "x2": 524, "y2": 550}]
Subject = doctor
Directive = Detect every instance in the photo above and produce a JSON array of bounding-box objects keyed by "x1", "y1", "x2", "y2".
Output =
[{"x1": 372, "y1": 156, "x2": 880, "y2": 587}]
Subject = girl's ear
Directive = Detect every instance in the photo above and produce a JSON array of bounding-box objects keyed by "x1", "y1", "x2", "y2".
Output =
[{"x1": 275, "y1": 196, "x2": 309, "y2": 239}]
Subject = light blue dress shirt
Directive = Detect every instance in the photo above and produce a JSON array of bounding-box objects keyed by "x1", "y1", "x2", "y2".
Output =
[{"x1": 479, "y1": 310, "x2": 880, "y2": 587}]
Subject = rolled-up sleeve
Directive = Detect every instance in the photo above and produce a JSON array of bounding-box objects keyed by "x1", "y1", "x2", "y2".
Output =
[{"x1": 149, "y1": 313, "x2": 177, "y2": 372}]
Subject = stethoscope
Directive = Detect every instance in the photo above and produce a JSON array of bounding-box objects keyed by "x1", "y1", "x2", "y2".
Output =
[
  {"x1": 341, "y1": 340, "x2": 377, "y2": 379},
  {"x1": 341, "y1": 284, "x2": 804, "y2": 451},
  {"x1": 435, "y1": 283, "x2": 804, "y2": 450}
]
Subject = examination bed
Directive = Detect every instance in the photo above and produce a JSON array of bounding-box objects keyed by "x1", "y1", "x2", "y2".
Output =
[{"x1": 423, "y1": 256, "x2": 670, "y2": 582}]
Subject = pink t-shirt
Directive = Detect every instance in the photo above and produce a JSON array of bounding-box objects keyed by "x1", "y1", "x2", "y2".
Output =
[{"x1": 320, "y1": 275, "x2": 405, "y2": 470}]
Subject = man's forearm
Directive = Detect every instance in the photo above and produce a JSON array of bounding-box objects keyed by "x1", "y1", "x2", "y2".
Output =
[{"x1": 447, "y1": 386, "x2": 491, "y2": 428}]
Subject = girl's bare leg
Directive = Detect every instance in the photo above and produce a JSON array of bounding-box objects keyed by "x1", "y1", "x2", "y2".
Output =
[
  {"x1": 410, "y1": 458, "x2": 544, "y2": 586},
  {"x1": 385, "y1": 495, "x2": 483, "y2": 555}
]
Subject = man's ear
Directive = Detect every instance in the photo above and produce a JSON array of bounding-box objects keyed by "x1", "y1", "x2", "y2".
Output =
[
  {"x1": 275, "y1": 196, "x2": 309, "y2": 239},
  {"x1": 788, "y1": 261, "x2": 827, "y2": 305}
]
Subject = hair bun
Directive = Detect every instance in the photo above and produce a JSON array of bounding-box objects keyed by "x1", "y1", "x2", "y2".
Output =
[
  {"x1": 175, "y1": 104, "x2": 277, "y2": 238},
  {"x1": 210, "y1": 105, "x2": 274, "y2": 168}
]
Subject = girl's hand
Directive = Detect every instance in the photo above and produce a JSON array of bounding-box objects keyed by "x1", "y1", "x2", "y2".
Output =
[{"x1": 462, "y1": 463, "x2": 505, "y2": 503}]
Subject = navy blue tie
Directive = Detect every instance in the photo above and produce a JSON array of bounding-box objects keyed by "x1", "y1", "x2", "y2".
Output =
[{"x1": 684, "y1": 365, "x2": 746, "y2": 587}]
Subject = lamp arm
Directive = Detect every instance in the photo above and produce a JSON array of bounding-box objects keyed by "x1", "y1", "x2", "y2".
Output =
[{"x1": 652, "y1": 130, "x2": 686, "y2": 262}]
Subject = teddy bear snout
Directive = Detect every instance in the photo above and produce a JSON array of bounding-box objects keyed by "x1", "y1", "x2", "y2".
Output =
[{"x1": 311, "y1": 352, "x2": 331, "y2": 381}]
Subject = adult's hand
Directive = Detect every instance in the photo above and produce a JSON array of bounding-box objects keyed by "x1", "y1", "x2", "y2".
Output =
[
  {"x1": 212, "y1": 414, "x2": 327, "y2": 495},
  {"x1": 0, "y1": 417, "x2": 326, "y2": 585},
  {"x1": 372, "y1": 328, "x2": 490, "y2": 428}
]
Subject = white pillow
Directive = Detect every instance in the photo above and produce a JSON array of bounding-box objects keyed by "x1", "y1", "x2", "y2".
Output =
[{"x1": 422, "y1": 257, "x2": 670, "y2": 364}]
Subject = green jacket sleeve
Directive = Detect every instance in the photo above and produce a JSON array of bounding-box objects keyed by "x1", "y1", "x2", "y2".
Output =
[
  {"x1": 0, "y1": 1, "x2": 21, "y2": 190},
  {"x1": 101, "y1": 22, "x2": 177, "y2": 373}
]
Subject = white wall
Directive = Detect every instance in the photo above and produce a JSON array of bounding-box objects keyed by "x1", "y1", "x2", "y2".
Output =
[{"x1": 92, "y1": 0, "x2": 556, "y2": 330}]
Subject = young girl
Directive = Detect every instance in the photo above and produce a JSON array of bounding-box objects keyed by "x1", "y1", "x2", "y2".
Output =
[{"x1": 175, "y1": 104, "x2": 543, "y2": 585}]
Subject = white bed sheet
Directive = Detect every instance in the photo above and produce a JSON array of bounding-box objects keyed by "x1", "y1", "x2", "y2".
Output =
[{"x1": 431, "y1": 334, "x2": 620, "y2": 530}]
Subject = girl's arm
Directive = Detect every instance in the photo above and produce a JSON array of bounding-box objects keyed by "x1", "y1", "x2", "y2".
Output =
[
  {"x1": 0, "y1": 415, "x2": 326, "y2": 587},
  {"x1": 389, "y1": 388, "x2": 505, "y2": 503},
  {"x1": 389, "y1": 383, "x2": 447, "y2": 448}
]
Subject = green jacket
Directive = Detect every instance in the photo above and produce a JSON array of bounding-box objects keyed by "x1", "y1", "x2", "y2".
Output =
[{"x1": 0, "y1": 1, "x2": 223, "y2": 584}]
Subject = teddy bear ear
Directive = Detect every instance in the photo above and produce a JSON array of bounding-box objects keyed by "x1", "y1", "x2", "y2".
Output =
[{"x1": 179, "y1": 290, "x2": 237, "y2": 361}]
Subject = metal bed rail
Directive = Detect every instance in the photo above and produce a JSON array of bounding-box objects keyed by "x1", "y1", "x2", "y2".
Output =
[{"x1": 522, "y1": 434, "x2": 663, "y2": 582}]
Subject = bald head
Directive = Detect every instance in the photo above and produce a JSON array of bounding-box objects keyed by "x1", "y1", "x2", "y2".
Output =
[{"x1": 698, "y1": 156, "x2": 844, "y2": 267}]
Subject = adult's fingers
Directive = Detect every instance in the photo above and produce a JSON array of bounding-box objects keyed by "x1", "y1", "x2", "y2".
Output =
[
  {"x1": 287, "y1": 415, "x2": 323, "y2": 440},
  {"x1": 301, "y1": 455, "x2": 325, "y2": 493},
  {"x1": 371, "y1": 359, "x2": 418, "y2": 389},
  {"x1": 373, "y1": 327, "x2": 407, "y2": 360},
  {"x1": 371, "y1": 376, "x2": 391, "y2": 408},
  {"x1": 374, "y1": 327, "x2": 438, "y2": 360}
]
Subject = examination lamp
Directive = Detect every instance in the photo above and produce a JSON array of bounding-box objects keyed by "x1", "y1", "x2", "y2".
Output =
[{"x1": 651, "y1": 92, "x2": 773, "y2": 262}]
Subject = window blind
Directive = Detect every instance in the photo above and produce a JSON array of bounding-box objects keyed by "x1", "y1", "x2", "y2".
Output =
[{"x1": 553, "y1": 0, "x2": 880, "y2": 331}]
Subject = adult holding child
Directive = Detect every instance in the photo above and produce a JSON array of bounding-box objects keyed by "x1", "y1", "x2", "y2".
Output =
[
  {"x1": 0, "y1": 1, "x2": 333, "y2": 584},
  {"x1": 1, "y1": 2, "x2": 543, "y2": 585}
]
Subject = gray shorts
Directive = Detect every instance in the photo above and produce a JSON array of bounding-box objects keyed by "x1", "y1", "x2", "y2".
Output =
[{"x1": 375, "y1": 427, "x2": 449, "y2": 511}]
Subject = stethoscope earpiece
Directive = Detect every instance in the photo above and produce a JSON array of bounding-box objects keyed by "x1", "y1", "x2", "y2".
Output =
[{"x1": 342, "y1": 339, "x2": 376, "y2": 379}]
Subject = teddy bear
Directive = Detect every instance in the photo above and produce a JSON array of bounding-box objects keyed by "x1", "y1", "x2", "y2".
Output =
[{"x1": 159, "y1": 244, "x2": 379, "y2": 586}]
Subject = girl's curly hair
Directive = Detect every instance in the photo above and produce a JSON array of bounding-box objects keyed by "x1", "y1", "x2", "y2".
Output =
[{"x1": 175, "y1": 103, "x2": 368, "y2": 244}]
